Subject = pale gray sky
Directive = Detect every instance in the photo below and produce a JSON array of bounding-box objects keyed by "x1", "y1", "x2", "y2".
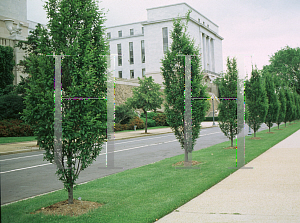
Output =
[{"x1": 27, "y1": 0, "x2": 300, "y2": 75}]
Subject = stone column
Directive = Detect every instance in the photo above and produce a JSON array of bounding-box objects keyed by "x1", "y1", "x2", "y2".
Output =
[
  {"x1": 202, "y1": 33, "x2": 206, "y2": 71},
  {"x1": 207, "y1": 36, "x2": 211, "y2": 71},
  {"x1": 211, "y1": 38, "x2": 215, "y2": 72}
]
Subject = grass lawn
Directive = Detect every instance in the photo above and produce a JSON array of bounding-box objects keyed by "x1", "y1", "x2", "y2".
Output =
[
  {"x1": 0, "y1": 126, "x2": 170, "y2": 144},
  {"x1": 0, "y1": 136, "x2": 37, "y2": 144},
  {"x1": 1, "y1": 121, "x2": 299, "y2": 222},
  {"x1": 117, "y1": 125, "x2": 170, "y2": 133}
]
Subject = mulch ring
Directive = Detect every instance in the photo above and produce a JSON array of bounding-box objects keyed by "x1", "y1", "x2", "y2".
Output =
[
  {"x1": 249, "y1": 137, "x2": 262, "y2": 140},
  {"x1": 172, "y1": 161, "x2": 202, "y2": 166},
  {"x1": 30, "y1": 199, "x2": 103, "y2": 217},
  {"x1": 223, "y1": 146, "x2": 236, "y2": 149}
]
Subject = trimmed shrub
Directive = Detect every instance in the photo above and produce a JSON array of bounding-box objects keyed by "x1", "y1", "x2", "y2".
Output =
[
  {"x1": 140, "y1": 112, "x2": 157, "y2": 120},
  {"x1": 128, "y1": 116, "x2": 145, "y2": 130},
  {"x1": 140, "y1": 117, "x2": 156, "y2": 127},
  {"x1": 204, "y1": 116, "x2": 219, "y2": 121},
  {"x1": 114, "y1": 123, "x2": 122, "y2": 131},
  {"x1": 0, "y1": 94, "x2": 24, "y2": 120},
  {"x1": 0, "y1": 119, "x2": 34, "y2": 137},
  {"x1": 153, "y1": 113, "x2": 168, "y2": 126}
]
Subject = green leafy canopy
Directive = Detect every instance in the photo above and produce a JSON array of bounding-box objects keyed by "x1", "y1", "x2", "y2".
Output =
[
  {"x1": 18, "y1": 0, "x2": 109, "y2": 204},
  {"x1": 161, "y1": 12, "x2": 210, "y2": 153}
]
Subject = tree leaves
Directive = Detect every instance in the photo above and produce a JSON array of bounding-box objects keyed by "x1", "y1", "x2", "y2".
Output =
[{"x1": 161, "y1": 14, "x2": 210, "y2": 152}]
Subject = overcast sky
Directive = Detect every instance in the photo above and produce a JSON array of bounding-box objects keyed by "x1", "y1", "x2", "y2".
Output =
[{"x1": 27, "y1": 0, "x2": 300, "y2": 76}]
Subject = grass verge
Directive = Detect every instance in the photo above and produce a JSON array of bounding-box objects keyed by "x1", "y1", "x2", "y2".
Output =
[
  {"x1": 0, "y1": 136, "x2": 37, "y2": 144},
  {"x1": 117, "y1": 125, "x2": 170, "y2": 133},
  {"x1": 1, "y1": 121, "x2": 299, "y2": 223}
]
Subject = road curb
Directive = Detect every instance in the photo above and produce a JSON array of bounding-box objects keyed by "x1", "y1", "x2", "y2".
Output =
[{"x1": 0, "y1": 147, "x2": 42, "y2": 156}]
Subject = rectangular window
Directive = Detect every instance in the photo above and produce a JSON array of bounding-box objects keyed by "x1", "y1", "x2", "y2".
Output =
[
  {"x1": 129, "y1": 42, "x2": 134, "y2": 64},
  {"x1": 141, "y1": 40, "x2": 145, "y2": 63},
  {"x1": 117, "y1": 44, "x2": 122, "y2": 66},
  {"x1": 130, "y1": 28, "x2": 134, "y2": 36},
  {"x1": 107, "y1": 32, "x2": 111, "y2": 39},
  {"x1": 162, "y1": 27, "x2": 168, "y2": 54},
  {"x1": 118, "y1": 71, "x2": 122, "y2": 78},
  {"x1": 118, "y1": 30, "x2": 122, "y2": 37},
  {"x1": 142, "y1": 68, "x2": 145, "y2": 77},
  {"x1": 130, "y1": 70, "x2": 134, "y2": 79},
  {"x1": 142, "y1": 27, "x2": 144, "y2": 34}
]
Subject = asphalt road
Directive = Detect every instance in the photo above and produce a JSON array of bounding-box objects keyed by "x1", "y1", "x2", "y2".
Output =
[{"x1": 1, "y1": 124, "x2": 269, "y2": 205}]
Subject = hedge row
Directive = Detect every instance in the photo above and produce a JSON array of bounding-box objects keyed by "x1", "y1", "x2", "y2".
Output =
[{"x1": 0, "y1": 119, "x2": 34, "y2": 137}]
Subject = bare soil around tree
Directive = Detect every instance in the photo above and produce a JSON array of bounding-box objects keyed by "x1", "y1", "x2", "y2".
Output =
[{"x1": 30, "y1": 199, "x2": 103, "y2": 217}]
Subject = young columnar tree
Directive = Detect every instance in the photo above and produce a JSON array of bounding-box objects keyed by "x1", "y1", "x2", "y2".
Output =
[
  {"x1": 296, "y1": 93, "x2": 300, "y2": 121},
  {"x1": 245, "y1": 67, "x2": 268, "y2": 137},
  {"x1": 290, "y1": 90, "x2": 298, "y2": 123},
  {"x1": 161, "y1": 13, "x2": 210, "y2": 162},
  {"x1": 19, "y1": 0, "x2": 108, "y2": 204},
  {"x1": 283, "y1": 86, "x2": 293, "y2": 127},
  {"x1": 216, "y1": 57, "x2": 243, "y2": 147},
  {"x1": 126, "y1": 76, "x2": 163, "y2": 134},
  {"x1": 263, "y1": 71, "x2": 280, "y2": 132},
  {"x1": 276, "y1": 86, "x2": 286, "y2": 129}
]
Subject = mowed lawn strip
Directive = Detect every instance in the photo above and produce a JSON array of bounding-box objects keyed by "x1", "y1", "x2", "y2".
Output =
[
  {"x1": 0, "y1": 136, "x2": 37, "y2": 144},
  {"x1": 1, "y1": 122, "x2": 299, "y2": 223}
]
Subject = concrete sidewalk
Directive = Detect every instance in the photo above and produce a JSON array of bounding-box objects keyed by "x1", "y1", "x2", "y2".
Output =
[
  {"x1": 157, "y1": 129, "x2": 300, "y2": 222},
  {"x1": 0, "y1": 122, "x2": 218, "y2": 155}
]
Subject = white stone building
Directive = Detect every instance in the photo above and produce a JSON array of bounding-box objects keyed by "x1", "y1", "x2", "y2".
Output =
[{"x1": 106, "y1": 2, "x2": 223, "y2": 88}]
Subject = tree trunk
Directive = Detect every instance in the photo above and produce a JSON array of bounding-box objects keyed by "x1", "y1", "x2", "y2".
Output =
[
  {"x1": 68, "y1": 184, "x2": 73, "y2": 204},
  {"x1": 285, "y1": 122, "x2": 286, "y2": 127},
  {"x1": 145, "y1": 111, "x2": 148, "y2": 134},
  {"x1": 269, "y1": 126, "x2": 270, "y2": 132},
  {"x1": 278, "y1": 124, "x2": 279, "y2": 129},
  {"x1": 254, "y1": 131, "x2": 256, "y2": 137},
  {"x1": 184, "y1": 148, "x2": 190, "y2": 166},
  {"x1": 230, "y1": 125, "x2": 233, "y2": 147}
]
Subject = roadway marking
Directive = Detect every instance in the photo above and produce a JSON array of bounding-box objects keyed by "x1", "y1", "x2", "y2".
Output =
[
  {"x1": 0, "y1": 163, "x2": 52, "y2": 174},
  {"x1": 0, "y1": 154, "x2": 43, "y2": 162}
]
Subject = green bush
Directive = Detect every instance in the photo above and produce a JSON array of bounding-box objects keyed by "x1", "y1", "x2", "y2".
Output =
[
  {"x1": 0, "y1": 45, "x2": 15, "y2": 92},
  {"x1": 128, "y1": 116, "x2": 145, "y2": 130},
  {"x1": 140, "y1": 117, "x2": 156, "y2": 127},
  {"x1": 114, "y1": 123, "x2": 122, "y2": 131},
  {"x1": 115, "y1": 104, "x2": 136, "y2": 124},
  {"x1": 153, "y1": 113, "x2": 168, "y2": 126},
  {"x1": 204, "y1": 116, "x2": 219, "y2": 121},
  {"x1": 0, "y1": 94, "x2": 24, "y2": 120},
  {"x1": 140, "y1": 112, "x2": 157, "y2": 120},
  {"x1": 0, "y1": 119, "x2": 34, "y2": 137}
]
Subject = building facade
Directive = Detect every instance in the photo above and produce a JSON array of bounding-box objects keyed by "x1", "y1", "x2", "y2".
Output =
[
  {"x1": 106, "y1": 2, "x2": 223, "y2": 91},
  {"x1": 0, "y1": 0, "x2": 29, "y2": 85}
]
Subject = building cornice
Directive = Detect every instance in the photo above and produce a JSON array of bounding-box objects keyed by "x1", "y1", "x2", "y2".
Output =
[
  {"x1": 106, "y1": 21, "x2": 147, "y2": 29},
  {"x1": 146, "y1": 2, "x2": 219, "y2": 28},
  {"x1": 142, "y1": 16, "x2": 223, "y2": 40}
]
